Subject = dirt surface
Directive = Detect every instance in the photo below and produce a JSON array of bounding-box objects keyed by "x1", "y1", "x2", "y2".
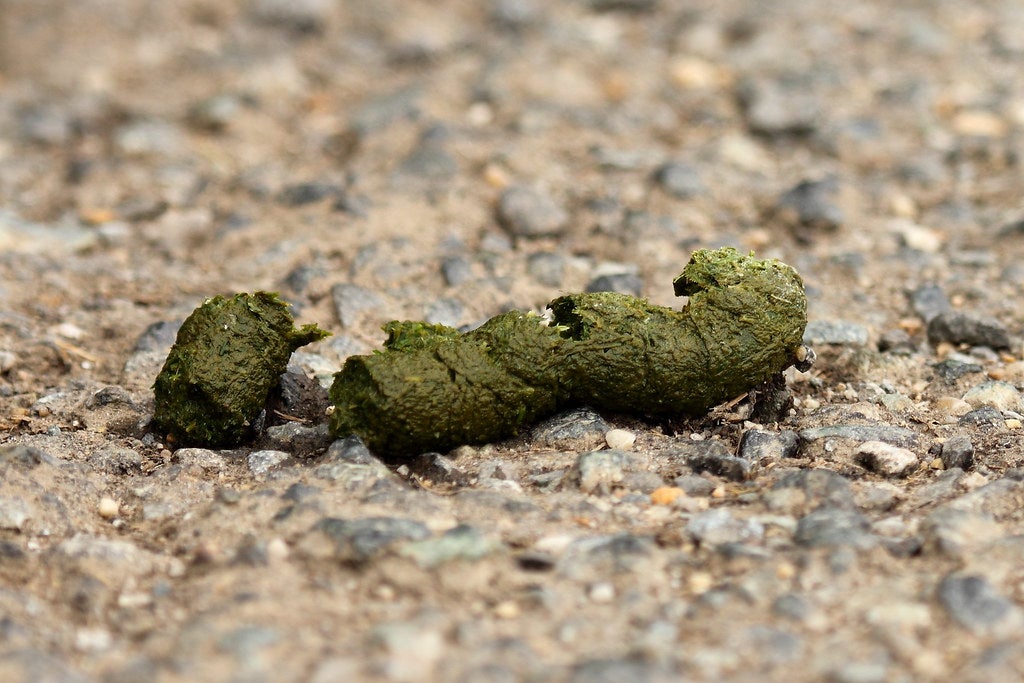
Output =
[{"x1": 2, "y1": 1, "x2": 1024, "y2": 681}]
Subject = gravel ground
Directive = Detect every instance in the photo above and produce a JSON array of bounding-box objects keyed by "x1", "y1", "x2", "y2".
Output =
[{"x1": 3, "y1": 1, "x2": 1024, "y2": 681}]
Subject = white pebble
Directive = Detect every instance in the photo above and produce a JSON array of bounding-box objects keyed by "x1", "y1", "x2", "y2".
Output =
[
  {"x1": 855, "y1": 441, "x2": 919, "y2": 477},
  {"x1": 605, "y1": 428, "x2": 636, "y2": 450},
  {"x1": 588, "y1": 582, "x2": 616, "y2": 603},
  {"x1": 98, "y1": 497, "x2": 120, "y2": 519}
]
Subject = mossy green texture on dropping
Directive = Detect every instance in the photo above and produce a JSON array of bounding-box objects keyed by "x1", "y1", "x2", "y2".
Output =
[
  {"x1": 330, "y1": 247, "x2": 807, "y2": 458},
  {"x1": 153, "y1": 292, "x2": 329, "y2": 447}
]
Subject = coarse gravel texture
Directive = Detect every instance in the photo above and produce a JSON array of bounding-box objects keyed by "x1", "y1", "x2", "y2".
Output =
[{"x1": 2, "y1": 1, "x2": 1024, "y2": 681}]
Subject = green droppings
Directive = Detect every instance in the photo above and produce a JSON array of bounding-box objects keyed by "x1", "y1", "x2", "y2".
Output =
[
  {"x1": 329, "y1": 247, "x2": 808, "y2": 458},
  {"x1": 153, "y1": 292, "x2": 329, "y2": 447}
]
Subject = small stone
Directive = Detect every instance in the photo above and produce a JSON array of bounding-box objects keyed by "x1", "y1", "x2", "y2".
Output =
[
  {"x1": 802, "y1": 320, "x2": 869, "y2": 346},
  {"x1": 89, "y1": 447, "x2": 143, "y2": 475},
  {"x1": 323, "y1": 435, "x2": 380, "y2": 465},
  {"x1": 0, "y1": 497, "x2": 31, "y2": 531},
  {"x1": 605, "y1": 429, "x2": 636, "y2": 450},
  {"x1": 687, "y1": 508, "x2": 764, "y2": 547},
  {"x1": 927, "y1": 312, "x2": 1011, "y2": 350},
  {"x1": 877, "y1": 328, "x2": 914, "y2": 353},
  {"x1": 531, "y1": 408, "x2": 609, "y2": 449},
  {"x1": 654, "y1": 162, "x2": 704, "y2": 199},
  {"x1": 574, "y1": 449, "x2": 635, "y2": 494},
  {"x1": 331, "y1": 283, "x2": 385, "y2": 329},
  {"x1": 98, "y1": 497, "x2": 119, "y2": 519},
  {"x1": 940, "y1": 435, "x2": 975, "y2": 470},
  {"x1": 248, "y1": 450, "x2": 289, "y2": 476},
  {"x1": 249, "y1": 0, "x2": 334, "y2": 33},
  {"x1": 650, "y1": 486, "x2": 684, "y2": 506},
  {"x1": 278, "y1": 181, "x2": 340, "y2": 206},
  {"x1": 739, "y1": 429, "x2": 799, "y2": 461},
  {"x1": 959, "y1": 406, "x2": 1004, "y2": 428},
  {"x1": 963, "y1": 381, "x2": 1022, "y2": 412},
  {"x1": 412, "y1": 453, "x2": 472, "y2": 486},
  {"x1": 893, "y1": 220, "x2": 944, "y2": 253},
  {"x1": 373, "y1": 617, "x2": 446, "y2": 683},
  {"x1": 684, "y1": 440, "x2": 756, "y2": 481},
  {"x1": 776, "y1": 176, "x2": 843, "y2": 232},
  {"x1": 932, "y1": 358, "x2": 984, "y2": 382},
  {"x1": 740, "y1": 79, "x2": 820, "y2": 136},
  {"x1": 855, "y1": 441, "x2": 919, "y2": 477},
  {"x1": 350, "y1": 86, "x2": 421, "y2": 135},
  {"x1": 187, "y1": 94, "x2": 243, "y2": 132},
  {"x1": 527, "y1": 252, "x2": 566, "y2": 287},
  {"x1": 399, "y1": 525, "x2": 497, "y2": 567},
  {"x1": 440, "y1": 256, "x2": 473, "y2": 286},
  {"x1": 673, "y1": 474, "x2": 717, "y2": 497},
  {"x1": 799, "y1": 424, "x2": 919, "y2": 449},
  {"x1": 586, "y1": 272, "x2": 643, "y2": 296},
  {"x1": 909, "y1": 283, "x2": 952, "y2": 323},
  {"x1": 496, "y1": 185, "x2": 568, "y2": 238},
  {"x1": 424, "y1": 297, "x2": 463, "y2": 327},
  {"x1": 794, "y1": 507, "x2": 873, "y2": 548},
  {"x1": 938, "y1": 574, "x2": 1022, "y2": 635},
  {"x1": 588, "y1": 582, "x2": 615, "y2": 603},
  {"x1": 305, "y1": 517, "x2": 431, "y2": 563}
]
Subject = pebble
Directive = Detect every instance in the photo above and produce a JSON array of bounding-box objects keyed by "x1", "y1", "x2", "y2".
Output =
[
  {"x1": 248, "y1": 450, "x2": 289, "y2": 476},
  {"x1": 776, "y1": 176, "x2": 843, "y2": 232},
  {"x1": 97, "y1": 497, "x2": 119, "y2": 519},
  {"x1": 277, "y1": 182, "x2": 340, "y2": 206},
  {"x1": 739, "y1": 429, "x2": 799, "y2": 461},
  {"x1": 673, "y1": 474, "x2": 717, "y2": 497},
  {"x1": 424, "y1": 297, "x2": 463, "y2": 327},
  {"x1": 399, "y1": 525, "x2": 497, "y2": 567},
  {"x1": 909, "y1": 283, "x2": 952, "y2": 323},
  {"x1": 531, "y1": 408, "x2": 609, "y2": 449},
  {"x1": 440, "y1": 255, "x2": 473, "y2": 286},
  {"x1": 349, "y1": 86, "x2": 422, "y2": 135},
  {"x1": 855, "y1": 441, "x2": 920, "y2": 478},
  {"x1": 802, "y1": 320, "x2": 869, "y2": 346},
  {"x1": 767, "y1": 468, "x2": 856, "y2": 513},
  {"x1": 0, "y1": 497, "x2": 31, "y2": 531},
  {"x1": 372, "y1": 617, "x2": 446, "y2": 682},
  {"x1": 962, "y1": 381, "x2": 1022, "y2": 412},
  {"x1": 331, "y1": 283, "x2": 386, "y2": 329},
  {"x1": 940, "y1": 436, "x2": 974, "y2": 470},
  {"x1": 604, "y1": 429, "x2": 636, "y2": 450},
  {"x1": 558, "y1": 534, "x2": 656, "y2": 581},
  {"x1": 88, "y1": 447, "x2": 143, "y2": 475},
  {"x1": 264, "y1": 422, "x2": 331, "y2": 455},
  {"x1": 305, "y1": 517, "x2": 431, "y2": 563},
  {"x1": 958, "y1": 406, "x2": 1004, "y2": 428},
  {"x1": 654, "y1": 162, "x2": 704, "y2": 199},
  {"x1": 799, "y1": 424, "x2": 919, "y2": 449},
  {"x1": 586, "y1": 272, "x2": 643, "y2": 296},
  {"x1": 395, "y1": 126, "x2": 457, "y2": 181},
  {"x1": 686, "y1": 508, "x2": 765, "y2": 548},
  {"x1": 793, "y1": 507, "x2": 873, "y2": 548},
  {"x1": 649, "y1": 486, "x2": 685, "y2": 506},
  {"x1": 324, "y1": 435, "x2": 383, "y2": 466},
  {"x1": 937, "y1": 574, "x2": 1022, "y2": 635},
  {"x1": 412, "y1": 453, "x2": 473, "y2": 486},
  {"x1": 496, "y1": 185, "x2": 569, "y2": 238},
  {"x1": 740, "y1": 78, "x2": 820, "y2": 136},
  {"x1": 927, "y1": 312, "x2": 1011, "y2": 349},
  {"x1": 527, "y1": 252, "x2": 566, "y2": 287},
  {"x1": 249, "y1": 0, "x2": 334, "y2": 33},
  {"x1": 574, "y1": 449, "x2": 635, "y2": 494}
]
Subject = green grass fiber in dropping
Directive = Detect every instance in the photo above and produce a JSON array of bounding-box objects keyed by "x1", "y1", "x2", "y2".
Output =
[
  {"x1": 329, "y1": 247, "x2": 807, "y2": 458},
  {"x1": 153, "y1": 292, "x2": 329, "y2": 447}
]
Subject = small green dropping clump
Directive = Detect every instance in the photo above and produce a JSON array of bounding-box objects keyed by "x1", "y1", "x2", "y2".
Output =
[
  {"x1": 330, "y1": 247, "x2": 808, "y2": 458},
  {"x1": 153, "y1": 292, "x2": 329, "y2": 447}
]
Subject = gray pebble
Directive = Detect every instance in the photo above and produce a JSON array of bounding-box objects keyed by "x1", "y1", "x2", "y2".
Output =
[
  {"x1": 776, "y1": 176, "x2": 843, "y2": 232},
  {"x1": 940, "y1": 435, "x2": 974, "y2": 470},
  {"x1": 963, "y1": 381, "x2": 1022, "y2": 412},
  {"x1": 574, "y1": 449, "x2": 635, "y2": 493},
  {"x1": 441, "y1": 256, "x2": 473, "y2": 286},
  {"x1": 558, "y1": 534, "x2": 656, "y2": 580},
  {"x1": 0, "y1": 444, "x2": 58, "y2": 468},
  {"x1": 937, "y1": 574, "x2": 1020, "y2": 635},
  {"x1": 567, "y1": 658, "x2": 675, "y2": 683},
  {"x1": 654, "y1": 162, "x2": 704, "y2": 199},
  {"x1": 769, "y1": 469, "x2": 856, "y2": 511},
  {"x1": 909, "y1": 283, "x2": 951, "y2": 323},
  {"x1": 324, "y1": 435, "x2": 380, "y2": 466},
  {"x1": 958, "y1": 406, "x2": 1004, "y2": 428},
  {"x1": 396, "y1": 127, "x2": 457, "y2": 181},
  {"x1": 115, "y1": 118, "x2": 185, "y2": 157},
  {"x1": 18, "y1": 104, "x2": 73, "y2": 145},
  {"x1": 802, "y1": 320, "x2": 869, "y2": 346},
  {"x1": 187, "y1": 94, "x2": 243, "y2": 132},
  {"x1": 350, "y1": 86, "x2": 421, "y2": 135},
  {"x1": 309, "y1": 517, "x2": 430, "y2": 563},
  {"x1": 249, "y1": 0, "x2": 334, "y2": 33},
  {"x1": 399, "y1": 524, "x2": 498, "y2": 567},
  {"x1": 672, "y1": 474, "x2": 716, "y2": 497},
  {"x1": 248, "y1": 450, "x2": 289, "y2": 476},
  {"x1": 677, "y1": 440, "x2": 754, "y2": 481},
  {"x1": 586, "y1": 272, "x2": 643, "y2": 296},
  {"x1": 133, "y1": 320, "x2": 182, "y2": 353},
  {"x1": 740, "y1": 79, "x2": 820, "y2": 136},
  {"x1": 799, "y1": 424, "x2": 919, "y2": 448},
  {"x1": 739, "y1": 429, "x2": 799, "y2": 461},
  {"x1": 263, "y1": 422, "x2": 331, "y2": 456},
  {"x1": 412, "y1": 453, "x2": 473, "y2": 486},
  {"x1": 931, "y1": 358, "x2": 983, "y2": 382},
  {"x1": 686, "y1": 508, "x2": 764, "y2": 548},
  {"x1": 281, "y1": 482, "x2": 320, "y2": 503},
  {"x1": 531, "y1": 408, "x2": 609, "y2": 449},
  {"x1": 927, "y1": 312, "x2": 1010, "y2": 349},
  {"x1": 424, "y1": 297, "x2": 464, "y2": 327},
  {"x1": 88, "y1": 447, "x2": 143, "y2": 475},
  {"x1": 527, "y1": 252, "x2": 566, "y2": 287},
  {"x1": 490, "y1": 0, "x2": 540, "y2": 29},
  {"x1": 877, "y1": 328, "x2": 913, "y2": 353},
  {"x1": 794, "y1": 507, "x2": 873, "y2": 548},
  {"x1": 854, "y1": 441, "x2": 919, "y2": 478},
  {"x1": 496, "y1": 185, "x2": 568, "y2": 238},
  {"x1": 588, "y1": 0, "x2": 658, "y2": 12},
  {"x1": 331, "y1": 283, "x2": 385, "y2": 328},
  {"x1": 277, "y1": 182, "x2": 339, "y2": 206},
  {"x1": 217, "y1": 624, "x2": 281, "y2": 662},
  {"x1": 772, "y1": 593, "x2": 812, "y2": 622}
]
